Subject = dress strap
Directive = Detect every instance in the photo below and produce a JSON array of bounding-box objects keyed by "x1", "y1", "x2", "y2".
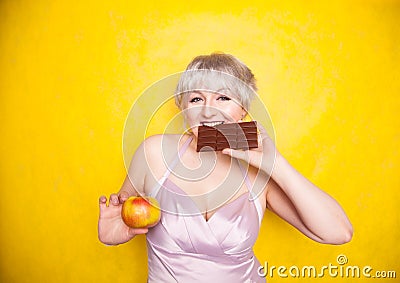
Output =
[
  {"x1": 236, "y1": 160, "x2": 264, "y2": 227},
  {"x1": 149, "y1": 135, "x2": 193, "y2": 198}
]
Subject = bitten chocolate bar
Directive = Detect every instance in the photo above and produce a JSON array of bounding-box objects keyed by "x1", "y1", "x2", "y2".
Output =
[{"x1": 196, "y1": 121, "x2": 258, "y2": 152}]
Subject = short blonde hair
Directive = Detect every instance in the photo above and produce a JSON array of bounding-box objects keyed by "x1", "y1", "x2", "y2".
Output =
[{"x1": 175, "y1": 53, "x2": 257, "y2": 110}]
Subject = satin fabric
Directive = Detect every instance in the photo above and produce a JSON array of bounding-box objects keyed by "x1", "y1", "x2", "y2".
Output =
[{"x1": 146, "y1": 136, "x2": 265, "y2": 282}]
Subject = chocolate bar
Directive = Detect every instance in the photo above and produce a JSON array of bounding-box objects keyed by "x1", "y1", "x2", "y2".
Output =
[{"x1": 196, "y1": 121, "x2": 258, "y2": 152}]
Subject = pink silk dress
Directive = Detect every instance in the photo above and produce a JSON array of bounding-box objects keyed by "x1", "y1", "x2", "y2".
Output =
[{"x1": 146, "y1": 136, "x2": 265, "y2": 282}]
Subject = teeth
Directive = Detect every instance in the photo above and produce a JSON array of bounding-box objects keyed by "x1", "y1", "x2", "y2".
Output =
[{"x1": 201, "y1": 121, "x2": 224, "y2": 127}]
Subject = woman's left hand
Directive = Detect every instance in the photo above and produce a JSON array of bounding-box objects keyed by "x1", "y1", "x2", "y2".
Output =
[{"x1": 222, "y1": 123, "x2": 277, "y2": 174}]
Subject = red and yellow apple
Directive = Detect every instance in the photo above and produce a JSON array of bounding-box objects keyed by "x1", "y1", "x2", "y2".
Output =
[{"x1": 121, "y1": 196, "x2": 161, "y2": 228}]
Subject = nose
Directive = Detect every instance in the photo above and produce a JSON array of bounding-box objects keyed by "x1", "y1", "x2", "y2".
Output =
[{"x1": 201, "y1": 104, "x2": 218, "y2": 119}]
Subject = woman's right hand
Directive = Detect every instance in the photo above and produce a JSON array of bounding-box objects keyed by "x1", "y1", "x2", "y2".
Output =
[{"x1": 98, "y1": 192, "x2": 148, "y2": 245}]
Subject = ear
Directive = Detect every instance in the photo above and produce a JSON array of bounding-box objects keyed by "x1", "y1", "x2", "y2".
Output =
[{"x1": 241, "y1": 108, "x2": 247, "y2": 120}]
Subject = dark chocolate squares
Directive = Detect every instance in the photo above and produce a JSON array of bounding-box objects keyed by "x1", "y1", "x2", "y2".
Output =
[{"x1": 196, "y1": 121, "x2": 258, "y2": 152}]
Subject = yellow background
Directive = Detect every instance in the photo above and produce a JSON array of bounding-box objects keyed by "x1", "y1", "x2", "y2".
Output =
[{"x1": 1, "y1": 0, "x2": 399, "y2": 282}]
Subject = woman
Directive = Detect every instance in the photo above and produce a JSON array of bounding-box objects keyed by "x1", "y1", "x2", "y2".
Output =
[{"x1": 98, "y1": 53, "x2": 353, "y2": 282}]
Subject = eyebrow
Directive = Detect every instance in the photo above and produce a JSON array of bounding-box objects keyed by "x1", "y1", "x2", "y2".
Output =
[{"x1": 189, "y1": 88, "x2": 230, "y2": 95}]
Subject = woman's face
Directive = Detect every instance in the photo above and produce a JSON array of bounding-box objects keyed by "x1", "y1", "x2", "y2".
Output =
[{"x1": 183, "y1": 90, "x2": 246, "y2": 136}]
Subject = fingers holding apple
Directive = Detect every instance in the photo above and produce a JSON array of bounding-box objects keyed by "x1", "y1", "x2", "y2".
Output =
[
  {"x1": 99, "y1": 195, "x2": 107, "y2": 207},
  {"x1": 109, "y1": 193, "x2": 120, "y2": 206},
  {"x1": 126, "y1": 227, "x2": 148, "y2": 237},
  {"x1": 121, "y1": 196, "x2": 161, "y2": 229},
  {"x1": 98, "y1": 194, "x2": 151, "y2": 245},
  {"x1": 98, "y1": 194, "x2": 121, "y2": 219},
  {"x1": 118, "y1": 191, "x2": 130, "y2": 204}
]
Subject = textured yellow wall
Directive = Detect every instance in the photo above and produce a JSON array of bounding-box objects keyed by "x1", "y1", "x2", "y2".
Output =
[{"x1": 1, "y1": 0, "x2": 399, "y2": 282}]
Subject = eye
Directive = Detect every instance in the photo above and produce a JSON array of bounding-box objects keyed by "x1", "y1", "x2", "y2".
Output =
[
  {"x1": 217, "y1": 95, "x2": 231, "y2": 101},
  {"x1": 189, "y1": 97, "x2": 202, "y2": 103}
]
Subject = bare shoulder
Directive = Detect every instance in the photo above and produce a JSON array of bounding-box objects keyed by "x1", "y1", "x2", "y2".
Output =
[
  {"x1": 124, "y1": 134, "x2": 180, "y2": 196},
  {"x1": 142, "y1": 134, "x2": 181, "y2": 154},
  {"x1": 141, "y1": 134, "x2": 188, "y2": 167}
]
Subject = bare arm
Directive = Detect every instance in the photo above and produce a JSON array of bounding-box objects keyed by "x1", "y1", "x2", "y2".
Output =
[
  {"x1": 266, "y1": 155, "x2": 353, "y2": 244},
  {"x1": 110, "y1": 175, "x2": 135, "y2": 202},
  {"x1": 98, "y1": 137, "x2": 153, "y2": 245},
  {"x1": 222, "y1": 124, "x2": 353, "y2": 245},
  {"x1": 117, "y1": 138, "x2": 151, "y2": 200}
]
